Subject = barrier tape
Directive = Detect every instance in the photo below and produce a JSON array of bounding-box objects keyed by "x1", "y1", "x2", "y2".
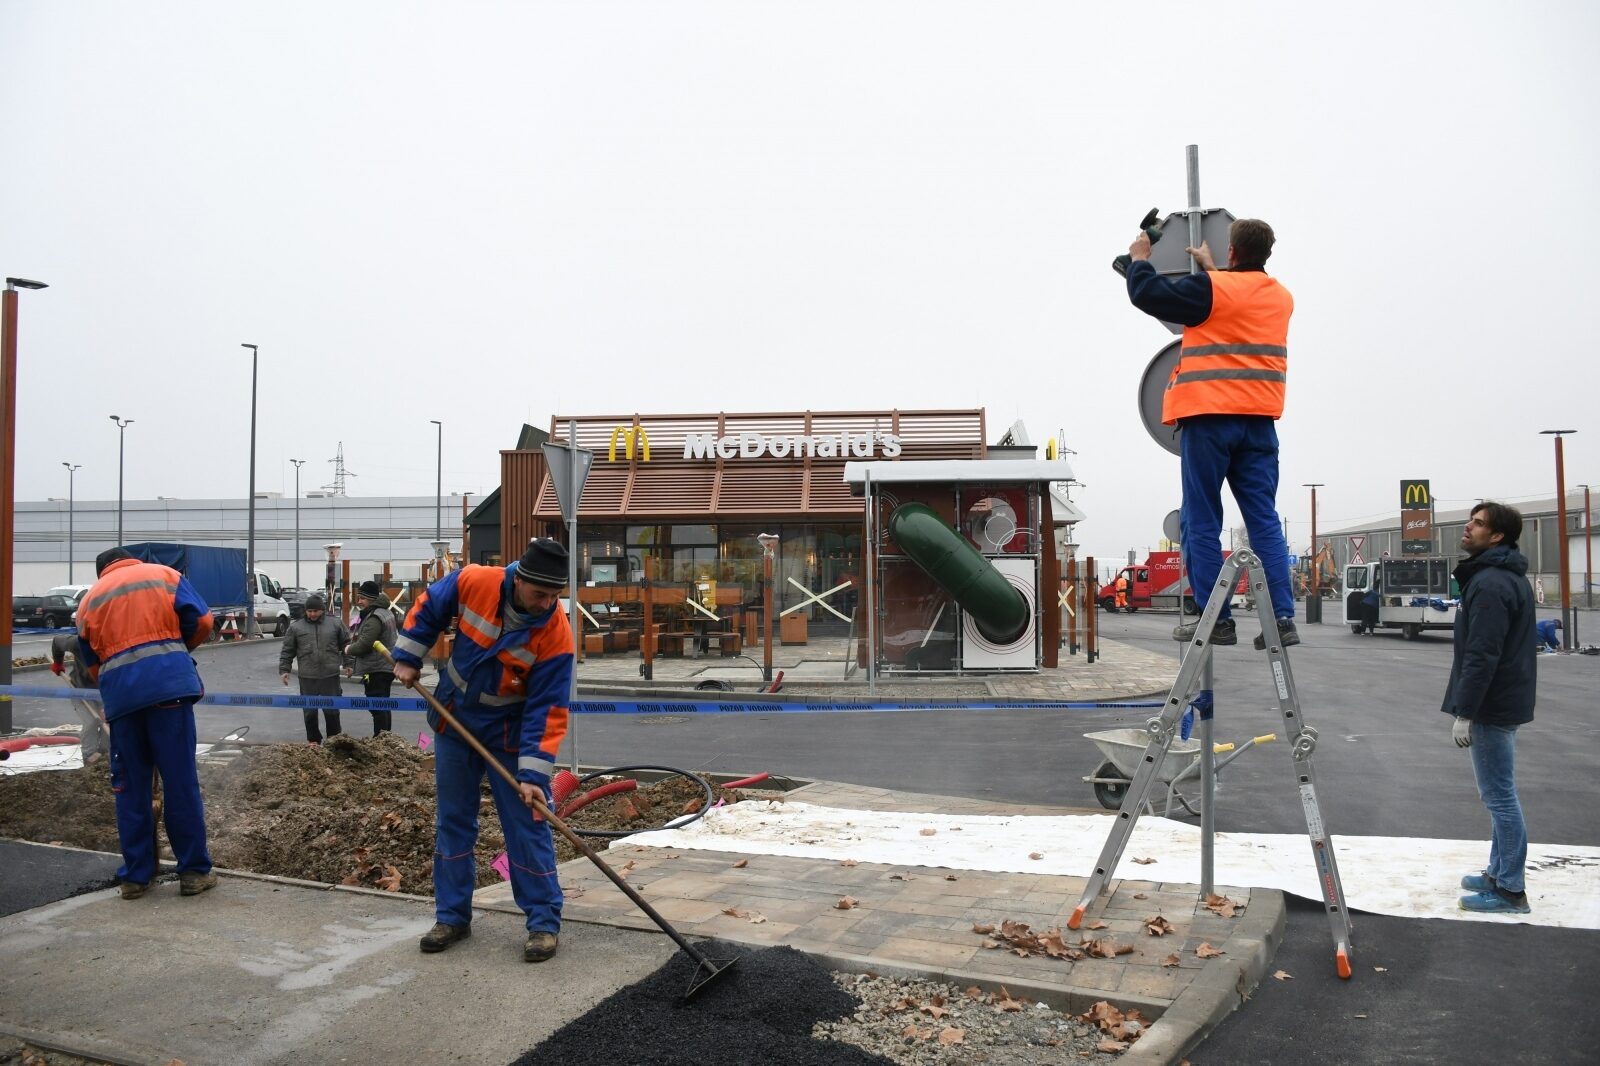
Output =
[{"x1": 0, "y1": 684, "x2": 1161, "y2": 716}]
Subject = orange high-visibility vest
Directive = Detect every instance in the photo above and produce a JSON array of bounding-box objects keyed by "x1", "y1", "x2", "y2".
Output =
[{"x1": 1162, "y1": 271, "x2": 1293, "y2": 425}]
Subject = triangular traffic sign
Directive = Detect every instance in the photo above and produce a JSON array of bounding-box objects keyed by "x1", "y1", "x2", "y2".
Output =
[{"x1": 541, "y1": 440, "x2": 594, "y2": 522}]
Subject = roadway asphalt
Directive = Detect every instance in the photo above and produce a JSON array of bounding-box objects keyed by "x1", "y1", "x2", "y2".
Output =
[{"x1": 6, "y1": 607, "x2": 1597, "y2": 1064}]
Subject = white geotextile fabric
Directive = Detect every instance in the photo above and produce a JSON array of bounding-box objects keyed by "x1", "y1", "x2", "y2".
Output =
[
  {"x1": 0, "y1": 742, "x2": 213, "y2": 776},
  {"x1": 627, "y1": 800, "x2": 1600, "y2": 929}
]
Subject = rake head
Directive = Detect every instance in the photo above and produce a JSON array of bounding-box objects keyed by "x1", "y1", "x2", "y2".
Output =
[{"x1": 682, "y1": 953, "x2": 739, "y2": 1001}]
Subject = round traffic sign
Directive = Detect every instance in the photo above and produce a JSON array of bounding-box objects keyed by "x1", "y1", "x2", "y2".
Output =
[
  {"x1": 1162, "y1": 508, "x2": 1182, "y2": 545},
  {"x1": 1139, "y1": 339, "x2": 1182, "y2": 456}
]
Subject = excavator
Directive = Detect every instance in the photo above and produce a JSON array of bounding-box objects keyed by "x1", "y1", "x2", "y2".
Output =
[{"x1": 1297, "y1": 542, "x2": 1340, "y2": 599}]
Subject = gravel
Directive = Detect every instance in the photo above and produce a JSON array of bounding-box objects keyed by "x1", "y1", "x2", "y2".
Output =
[
  {"x1": 518, "y1": 942, "x2": 1140, "y2": 1065},
  {"x1": 818, "y1": 972, "x2": 1137, "y2": 1065}
]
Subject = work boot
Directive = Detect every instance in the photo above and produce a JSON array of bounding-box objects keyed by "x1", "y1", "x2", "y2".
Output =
[
  {"x1": 1460, "y1": 873, "x2": 1497, "y2": 892},
  {"x1": 119, "y1": 881, "x2": 150, "y2": 901},
  {"x1": 1172, "y1": 618, "x2": 1236, "y2": 645},
  {"x1": 179, "y1": 871, "x2": 219, "y2": 896},
  {"x1": 524, "y1": 931, "x2": 559, "y2": 963},
  {"x1": 420, "y1": 922, "x2": 471, "y2": 953},
  {"x1": 1459, "y1": 888, "x2": 1530, "y2": 915},
  {"x1": 1253, "y1": 619, "x2": 1301, "y2": 650}
]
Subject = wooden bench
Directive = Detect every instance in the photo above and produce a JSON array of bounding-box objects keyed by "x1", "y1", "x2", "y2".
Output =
[
  {"x1": 656, "y1": 631, "x2": 694, "y2": 656},
  {"x1": 711, "y1": 631, "x2": 743, "y2": 656}
]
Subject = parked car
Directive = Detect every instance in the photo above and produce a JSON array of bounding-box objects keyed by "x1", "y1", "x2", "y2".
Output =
[
  {"x1": 37, "y1": 593, "x2": 82, "y2": 629},
  {"x1": 12, "y1": 596, "x2": 44, "y2": 628},
  {"x1": 280, "y1": 587, "x2": 311, "y2": 620}
]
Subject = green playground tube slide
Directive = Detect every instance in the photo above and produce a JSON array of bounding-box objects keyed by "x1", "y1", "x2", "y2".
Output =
[{"x1": 887, "y1": 502, "x2": 1030, "y2": 645}]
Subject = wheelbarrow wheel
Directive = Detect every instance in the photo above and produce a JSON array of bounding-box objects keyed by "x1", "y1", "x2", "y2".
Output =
[{"x1": 1092, "y1": 762, "x2": 1131, "y2": 809}]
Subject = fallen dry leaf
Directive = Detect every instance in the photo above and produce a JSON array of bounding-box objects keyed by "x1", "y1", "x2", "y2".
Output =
[
  {"x1": 1195, "y1": 942, "x2": 1225, "y2": 959},
  {"x1": 839, "y1": 858, "x2": 859, "y2": 867},
  {"x1": 992, "y1": 990, "x2": 1025, "y2": 1013},
  {"x1": 1161, "y1": 953, "x2": 1181, "y2": 968},
  {"x1": 835, "y1": 896, "x2": 859, "y2": 910},
  {"x1": 681, "y1": 798, "x2": 703, "y2": 815},
  {"x1": 1203, "y1": 893, "x2": 1242, "y2": 918},
  {"x1": 972, "y1": 922, "x2": 995, "y2": 935},
  {"x1": 965, "y1": 986, "x2": 983, "y2": 1000},
  {"x1": 945, "y1": 874, "x2": 958, "y2": 881},
  {"x1": 981, "y1": 939, "x2": 1000, "y2": 949},
  {"x1": 1085, "y1": 919, "x2": 1109, "y2": 930},
  {"x1": 1097, "y1": 1038, "x2": 1130, "y2": 1052},
  {"x1": 921, "y1": 1004, "x2": 947, "y2": 1020},
  {"x1": 618, "y1": 860, "x2": 635, "y2": 875},
  {"x1": 731, "y1": 859, "x2": 748, "y2": 869},
  {"x1": 1272, "y1": 969, "x2": 1294, "y2": 981},
  {"x1": 1086, "y1": 938, "x2": 1135, "y2": 959},
  {"x1": 919, "y1": 828, "x2": 938, "y2": 837},
  {"x1": 900, "y1": 1024, "x2": 932, "y2": 1041},
  {"x1": 883, "y1": 996, "x2": 914, "y2": 1014},
  {"x1": 938, "y1": 1028, "x2": 965, "y2": 1046},
  {"x1": 889, "y1": 873, "x2": 914, "y2": 881},
  {"x1": 1029, "y1": 851, "x2": 1044, "y2": 860},
  {"x1": 1132, "y1": 892, "x2": 1149, "y2": 899},
  {"x1": 1131, "y1": 856, "x2": 1157, "y2": 865},
  {"x1": 375, "y1": 865, "x2": 402, "y2": 892},
  {"x1": 1145, "y1": 915, "x2": 1175, "y2": 937}
]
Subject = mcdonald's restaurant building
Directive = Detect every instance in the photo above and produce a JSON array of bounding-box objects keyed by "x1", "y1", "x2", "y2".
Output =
[{"x1": 495, "y1": 410, "x2": 1082, "y2": 672}]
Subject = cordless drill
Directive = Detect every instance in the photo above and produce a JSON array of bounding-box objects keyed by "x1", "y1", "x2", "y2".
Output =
[{"x1": 1112, "y1": 208, "x2": 1163, "y2": 277}]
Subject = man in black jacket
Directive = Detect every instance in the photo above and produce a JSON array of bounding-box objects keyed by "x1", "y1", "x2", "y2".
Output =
[
  {"x1": 344, "y1": 580, "x2": 399, "y2": 735},
  {"x1": 279, "y1": 593, "x2": 350, "y2": 744},
  {"x1": 1443, "y1": 501, "x2": 1537, "y2": 915}
]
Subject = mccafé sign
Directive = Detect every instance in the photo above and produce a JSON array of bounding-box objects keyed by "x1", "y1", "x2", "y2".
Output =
[{"x1": 683, "y1": 430, "x2": 902, "y2": 461}]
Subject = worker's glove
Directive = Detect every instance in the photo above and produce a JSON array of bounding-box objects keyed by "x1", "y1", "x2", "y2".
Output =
[
  {"x1": 49, "y1": 661, "x2": 65, "y2": 676},
  {"x1": 1452, "y1": 716, "x2": 1473, "y2": 748}
]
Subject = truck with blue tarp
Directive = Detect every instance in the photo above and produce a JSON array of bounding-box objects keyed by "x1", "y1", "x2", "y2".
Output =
[{"x1": 122, "y1": 542, "x2": 291, "y2": 636}]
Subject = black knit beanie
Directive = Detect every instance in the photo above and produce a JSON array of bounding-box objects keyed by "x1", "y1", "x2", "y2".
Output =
[{"x1": 515, "y1": 538, "x2": 569, "y2": 588}]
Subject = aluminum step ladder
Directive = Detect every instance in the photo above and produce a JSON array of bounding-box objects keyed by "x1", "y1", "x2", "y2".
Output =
[{"x1": 1066, "y1": 548, "x2": 1356, "y2": 979}]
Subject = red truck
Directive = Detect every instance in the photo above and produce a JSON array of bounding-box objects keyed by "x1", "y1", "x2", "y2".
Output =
[{"x1": 1097, "y1": 551, "x2": 1248, "y2": 614}]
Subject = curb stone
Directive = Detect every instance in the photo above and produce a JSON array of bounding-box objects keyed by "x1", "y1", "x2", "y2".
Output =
[{"x1": 1122, "y1": 888, "x2": 1287, "y2": 1065}]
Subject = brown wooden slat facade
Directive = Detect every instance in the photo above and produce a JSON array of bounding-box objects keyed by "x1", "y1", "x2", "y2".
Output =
[{"x1": 526, "y1": 409, "x2": 987, "y2": 522}]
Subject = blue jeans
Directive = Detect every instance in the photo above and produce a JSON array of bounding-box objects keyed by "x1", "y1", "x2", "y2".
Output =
[
  {"x1": 1470, "y1": 722, "x2": 1526, "y2": 894},
  {"x1": 1179, "y1": 415, "x2": 1294, "y2": 621},
  {"x1": 431, "y1": 729, "x2": 562, "y2": 933}
]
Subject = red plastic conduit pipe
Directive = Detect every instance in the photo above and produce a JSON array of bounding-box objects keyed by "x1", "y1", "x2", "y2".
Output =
[
  {"x1": 721, "y1": 772, "x2": 770, "y2": 789},
  {"x1": 558, "y1": 778, "x2": 638, "y2": 818}
]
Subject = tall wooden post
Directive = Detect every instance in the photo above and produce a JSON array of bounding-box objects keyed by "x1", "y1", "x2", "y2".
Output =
[{"x1": 1085, "y1": 555, "x2": 1097, "y2": 664}]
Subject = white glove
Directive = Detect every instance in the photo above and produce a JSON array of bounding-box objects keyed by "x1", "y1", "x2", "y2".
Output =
[{"x1": 1452, "y1": 717, "x2": 1472, "y2": 748}]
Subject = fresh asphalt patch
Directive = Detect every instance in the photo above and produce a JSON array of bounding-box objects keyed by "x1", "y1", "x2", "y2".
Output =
[
  {"x1": 1189, "y1": 896, "x2": 1600, "y2": 1065},
  {"x1": 0, "y1": 839, "x2": 121, "y2": 917},
  {"x1": 515, "y1": 942, "x2": 895, "y2": 1066}
]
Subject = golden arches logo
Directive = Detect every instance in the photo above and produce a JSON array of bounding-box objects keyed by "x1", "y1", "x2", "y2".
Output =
[
  {"x1": 1402, "y1": 480, "x2": 1431, "y2": 507},
  {"x1": 607, "y1": 426, "x2": 651, "y2": 462}
]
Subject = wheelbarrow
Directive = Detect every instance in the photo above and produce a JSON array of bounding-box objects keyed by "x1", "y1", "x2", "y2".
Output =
[{"x1": 1083, "y1": 727, "x2": 1276, "y2": 818}]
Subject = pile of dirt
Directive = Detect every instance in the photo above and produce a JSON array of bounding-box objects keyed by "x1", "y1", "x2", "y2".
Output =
[{"x1": 0, "y1": 734, "x2": 753, "y2": 896}]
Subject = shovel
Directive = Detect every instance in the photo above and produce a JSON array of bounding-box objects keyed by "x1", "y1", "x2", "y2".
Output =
[{"x1": 375, "y1": 642, "x2": 737, "y2": 1000}]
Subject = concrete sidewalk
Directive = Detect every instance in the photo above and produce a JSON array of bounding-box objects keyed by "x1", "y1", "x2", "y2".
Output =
[{"x1": 0, "y1": 779, "x2": 1278, "y2": 1066}]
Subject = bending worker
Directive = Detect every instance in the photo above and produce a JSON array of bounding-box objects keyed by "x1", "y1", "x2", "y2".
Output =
[
  {"x1": 390, "y1": 538, "x2": 574, "y2": 964},
  {"x1": 1125, "y1": 218, "x2": 1298, "y2": 650},
  {"x1": 74, "y1": 547, "x2": 218, "y2": 900}
]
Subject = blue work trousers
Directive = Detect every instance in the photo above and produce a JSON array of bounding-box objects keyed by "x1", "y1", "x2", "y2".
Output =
[
  {"x1": 1470, "y1": 722, "x2": 1527, "y2": 894},
  {"x1": 108, "y1": 702, "x2": 212, "y2": 884},
  {"x1": 1179, "y1": 415, "x2": 1294, "y2": 621},
  {"x1": 432, "y1": 728, "x2": 562, "y2": 933}
]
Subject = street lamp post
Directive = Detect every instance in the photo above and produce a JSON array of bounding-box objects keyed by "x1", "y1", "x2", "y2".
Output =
[
  {"x1": 243, "y1": 344, "x2": 259, "y2": 637},
  {"x1": 1579, "y1": 483, "x2": 1594, "y2": 613},
  {"x1": 62, "y1": 462, "x2": 81, "y2": 582},
  {"x1": 1304, "y1": 482, "x2": 1324, "y2": 624},
  {"x1": 1540, "y1": 430, "x2": 1576, "y2": 650},
  {"x1": 109, "y1": 415, "x2": 134, "y2": 544},
  {"x1": 2, "y1": 276, "x2": 49, "y2": 735},
  {"x1": 290, "y1": 458, "x2": 305, "y2": 588},
  {"x1": 429, "y1": 420, "x2": 443, "y2": 549}
]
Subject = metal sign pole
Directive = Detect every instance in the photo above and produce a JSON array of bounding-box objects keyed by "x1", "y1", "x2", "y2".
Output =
[
  {"x1": 565, "y1": 419, "x2": 581, "y2": 772},
  {"x1": 864, "y1": 470, "x2": 876, "y2": 699},
  {"x1": 1184, "y1": 143, "x2": 1217, "y2": 898}
]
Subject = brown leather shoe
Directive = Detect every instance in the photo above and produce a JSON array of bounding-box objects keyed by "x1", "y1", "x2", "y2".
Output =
[
  {"x1": 179, "y1": 871, "x2": 219, "y2": 896},
  {"x1": 119, "y1": 881, "x2": 150, "y2": 900},
  {"x1": 524, "y1": 931, "x2": 559, "y2": 963},
  {"x1": 420, "y1": 922, "x2": 471, "y2": 953}
]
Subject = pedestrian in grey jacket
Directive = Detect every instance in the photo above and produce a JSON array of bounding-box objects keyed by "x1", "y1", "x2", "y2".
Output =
[
  {"x1": 279, "y1": 593, "x2": 350, "y2": 743},
  {"x1": 344, "y1": 580, "x2": 400, "y2": 735}
]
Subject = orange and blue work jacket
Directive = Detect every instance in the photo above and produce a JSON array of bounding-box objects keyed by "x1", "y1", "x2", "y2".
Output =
[
  {"x1": 75, "y1": 558, "x2": 213, "y2": 721},
  {"x1": 1125, "y1": 262, "x2": 1294, "y2": 425},
  {"x1": 392, "y1": 565, "x2": 573, "y2": 787}
]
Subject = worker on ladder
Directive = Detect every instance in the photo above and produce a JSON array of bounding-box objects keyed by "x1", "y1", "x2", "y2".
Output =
[{"x1": 1125, "y1": 218, "x2": 1299, "y2": 650}]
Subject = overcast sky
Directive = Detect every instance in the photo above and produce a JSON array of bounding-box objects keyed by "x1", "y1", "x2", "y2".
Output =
[{"x1": 4, "y1": 0, "x2": 1595, "y2": 564}]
